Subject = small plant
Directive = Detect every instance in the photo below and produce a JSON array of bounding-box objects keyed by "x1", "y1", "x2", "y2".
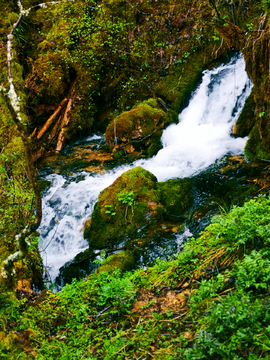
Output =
[
  {"x1": 94, "y1": 250, "x2": 106, "y2": 265},
  {"x1": 118, "y1": 191, "x2": 134, "y2": 206},
  {"x1": 96, "y1": 268, "x2": 135, "y2": 314},
  {"x1": 28, "y1": 235, "x2": 39, "y2": 251},
  {"x1": 118, "y1": 191, "x2": 134, "y2": 219},
  {"x1": 105, "y1": 204, "x2": 116, "y2": 216},
  {"x1": 247, "y1": 23, "x2": 255, "y2": 31}
]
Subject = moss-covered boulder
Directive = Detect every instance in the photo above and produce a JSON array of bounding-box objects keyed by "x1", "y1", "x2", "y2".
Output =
[
  {"x1": 105, "y1": 99, "x2": 177, "y2": 157},
  {"x1": 158, "y1": 179, "x2": 193, "y2": 217},
  {"x1": 244, "y1": 123, "x2": 270, "y2": 160},
  {"x1": 97, "y1": 251, "x2": 135, "y2": 274},
  {"x1": 84, "y1": 167, "x2": 164, "y2": 249}
]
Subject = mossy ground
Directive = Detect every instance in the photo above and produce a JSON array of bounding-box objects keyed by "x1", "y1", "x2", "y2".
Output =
[{"x1": 2, "y1": 195, "x2": 270, "y2": 359}]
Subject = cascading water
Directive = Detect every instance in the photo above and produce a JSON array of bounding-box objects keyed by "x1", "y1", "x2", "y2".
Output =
[{"x1": 39, "y1": 54, "x2": 252, "y2": 283}]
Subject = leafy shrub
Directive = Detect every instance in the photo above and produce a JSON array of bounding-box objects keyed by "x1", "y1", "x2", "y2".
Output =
[
  {"x1": 234, "y1": 251, "x2": 270, "y2": 292},
  {"x1": 96, "y1": 268, "x2": 135, "y2": 314},
  {"x1": 186, "y1": 292, "x2": 270, "y2": 359}
]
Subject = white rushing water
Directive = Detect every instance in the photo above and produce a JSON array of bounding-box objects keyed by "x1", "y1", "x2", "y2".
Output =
[{"x1": 39, "y1": 54, "x2": 252, "y2": 282}]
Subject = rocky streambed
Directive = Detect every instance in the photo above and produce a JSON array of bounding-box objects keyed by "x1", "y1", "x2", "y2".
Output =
[{"x1": 37, "y1": 54, "x2": 268, "y2": 290}]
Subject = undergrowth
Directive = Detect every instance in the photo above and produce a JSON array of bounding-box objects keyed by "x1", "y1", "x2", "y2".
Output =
[{"x1": 1, "y1": 195, "x2": 270, "y2": 359}]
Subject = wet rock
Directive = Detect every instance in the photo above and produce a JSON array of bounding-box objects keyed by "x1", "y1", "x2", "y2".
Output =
[
  {"x1": 105, "y1": 99, "x2": 176, "y2": 157},
  {"x1": 84, "y1": 167, "x2": 195, "y2": 251},
  {"x1": 84, "y1": 166, "x2": 164, "y2": 249},
  {"x1": 38, "y1": 179, "x2": 51, "y2": 195},
  {"x1": 245, "y1": 123, "x2": 270, "y2": 160},
  {"x1": 158, "y1": 179, "x2": 193, "y2": 217},
  {"x1": 55, "y1": 248, "x2": 98, "y2": 287},
  {"x1": 232, "y1": 90, "x2": 256, "y2": 137}
]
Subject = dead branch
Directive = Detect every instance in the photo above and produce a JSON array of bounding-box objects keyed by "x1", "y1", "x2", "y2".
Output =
[
  {"x1": 37, "y1": 98, "x2": 68, "y2": 139},
  {"x1": 49, "y1": 115, "x2": 62, "y2": 141},
  {"x1": 55, "y1": 97, "x2": 73, "y2": 152}
]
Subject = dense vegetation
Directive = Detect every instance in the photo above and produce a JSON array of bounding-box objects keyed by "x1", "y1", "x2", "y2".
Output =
[
  {"x1": 2, "y1": 195, "x2": 270, "y2": 358},
  {"x1": 1, "y1": 0, "x2": 270, "y2": 358}
]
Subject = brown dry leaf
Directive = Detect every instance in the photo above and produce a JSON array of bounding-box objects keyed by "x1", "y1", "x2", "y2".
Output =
[
  {"x1": 125, "y1": 144, "x2": 135, "y2": 153},
  {"x1": 131, "y1": 300, "x2": 149, "y2": 313}
]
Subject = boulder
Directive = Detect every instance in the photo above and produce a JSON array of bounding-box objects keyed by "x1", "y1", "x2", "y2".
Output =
[
  {"x1": 84, "y1": 167, "x2": 194, "y2": 250},
  {"x1": 105, "y1": 99, "x2": 177, "y2": 157},
  {"x1": 84, "y1": 166, "x2": 164, "y2": 249},
  {"x1": 96, "y1": 251, "x2": 135, "y2": 274},
  {"x1": 158, "y1": 179, "x2": 193, "y2": 217}
]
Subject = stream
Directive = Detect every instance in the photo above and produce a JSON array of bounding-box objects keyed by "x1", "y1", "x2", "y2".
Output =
[{"x1": 38, "y1": 53, "x2": 253, "y2": 286}]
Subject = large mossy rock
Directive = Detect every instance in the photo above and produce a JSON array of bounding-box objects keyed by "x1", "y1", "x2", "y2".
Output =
[
  {"x1": 84, "y1": 167, "x2": 194, "y2": 250},
  {"x1": 84, "y1": 167, "x2": 163, "y2": 249},
  {"x1": 244, "y1": 123, "x2": 270, "y2": 160},
  {"x1": 96, "y1": 251, "x2": 135, "y2": 274},
  {"x1": 105, "y1": 99, "x2": 177, "y2": 157},
  {"x1": 158, "y1": 179, "x2": 193, "y2": 217}
]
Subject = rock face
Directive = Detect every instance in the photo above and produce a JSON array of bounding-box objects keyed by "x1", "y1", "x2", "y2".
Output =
[
  {"x1": 232, "y1": 91, "x2": 256, "y2": 138},
  {"x1": 243, "y1": 17, "x2": 270, "y2": 160},
  {"x1": 105, "y1": 99, "x2": 177, "y2": 157},
  {"x1": 84, "y1": 167, "x2": 163, "y2": 249},
  {"x1": 84, "y1": 167, "x2": 193, "y2": 250}
]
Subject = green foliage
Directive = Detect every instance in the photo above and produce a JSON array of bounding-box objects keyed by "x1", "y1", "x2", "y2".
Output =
[
  {"x1": 104, "y1": 204, "x2": 116, "y2": 216},
  {"x1": 118, "y1": 190, "x2": 134, "y2": 207},
  {"x1": 234, "y1": 251, "x2": 270, "y2": 292},
  {"x1": 190, "y1": 274, "x2": 225, "y2": 309},
  {"x1": 28, "y1": 235, "x2": 40, "y2": 252},
  {"x1": 211, "y1": 195, "x2": 270, "y2": 251},
  {"x1": 96, "y1": 268, "x2": 135, "y2": 313},
  {"x1": 246, "y1": 23, "x2": 255, "y2": 31},
  {"x1": 2, "y1": 195, "x2": 270, "y2": 359}
]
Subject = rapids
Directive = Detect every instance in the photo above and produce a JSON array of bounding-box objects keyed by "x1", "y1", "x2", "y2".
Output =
[{"x1": 38, "y1": 53, "x2": 252, "y2": 283}]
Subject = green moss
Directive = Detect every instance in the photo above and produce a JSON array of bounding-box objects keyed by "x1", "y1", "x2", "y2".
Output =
[
  {"x1": 147, "y1": 131, "x2": 163, "y2": 157},
  {"x1": 38, "y1": 179, "x2": 51, "y2": 195},
  {"x1": 84, "y1": 167, "x2": 162, "y2": 249},
  {"x1": 244, "y1": 123, "x2": 270, "y2": 160},
  {"x1": 153, "y1": 51, "x2": 205, "y2": 112},
  {"x1": 158, "y1": 179, "x2": 193, "y2": 217},
  {"x1": 97, "y1": 251, "x2": 135, "y2": 274},
  {"x1": 105, "y1": 99, "x2": 167, "y2": 153}
]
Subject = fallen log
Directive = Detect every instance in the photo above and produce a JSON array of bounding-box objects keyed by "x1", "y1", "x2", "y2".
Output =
[
  {"x1": 37, "y1": 97, "x2": 68, "y2": 139},
  {"x1": 55, "y1": 97, "x2": 73, "y2": 152},
  {"x1": 49, "y1": 115, "x2": 62, "y2": 142}
]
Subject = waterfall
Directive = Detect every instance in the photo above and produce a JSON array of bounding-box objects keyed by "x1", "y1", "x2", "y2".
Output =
[{"x1": 39, "y1": 53, "x2": 252, "y2": 283}]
